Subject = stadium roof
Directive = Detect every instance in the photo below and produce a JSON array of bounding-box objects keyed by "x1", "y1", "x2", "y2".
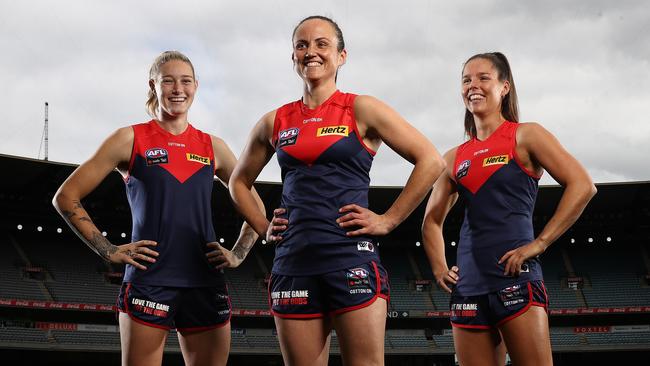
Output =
[{"x1": 1, "y1": 153, "x2": 648, "y2": 246}]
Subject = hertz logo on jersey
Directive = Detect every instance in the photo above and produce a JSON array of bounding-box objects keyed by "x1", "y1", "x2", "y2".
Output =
[
  {"x1": 482, "y1": 155, "x2": 509, "y2": 167},
  {"x1": 186, "y1": 153, "x2": 210, "y2": 165},
  {"x1": 317, "y1": 125, "x2": 349, "y2": 137}
]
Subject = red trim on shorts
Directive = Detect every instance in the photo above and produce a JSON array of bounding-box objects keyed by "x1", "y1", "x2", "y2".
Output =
[
  {"x1": 450, "y1": 322, "x2": 491, "y2": 330},
  {"x1": 541, "y1": 280, "x2": 549, "y2": 305},
  {"x1": 119, "y1": 309, "x2": 171, "y2": 330},
  {"x1": 123, "y1": 283, "x2": 132, "y2": 312},
  {"x1": 496, "y1": 282, "x2": 548, "y2": 327},
  {"x1": 329, "y1": 261, "x2": 384, "y2": 316}
]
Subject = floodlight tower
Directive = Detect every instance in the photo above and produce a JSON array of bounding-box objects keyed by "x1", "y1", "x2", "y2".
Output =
[{"x1": 44, "y1": 102, "x2": 49, "y2": 161}]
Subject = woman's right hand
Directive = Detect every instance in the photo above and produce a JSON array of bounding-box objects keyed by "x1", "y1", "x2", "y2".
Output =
[
  {"x1": 266, "y1": 208, "x2": 288, "y2": 244},
  {"x1": 108, "y1": 240, "x2": 158, "y2": 270},
  {"x1": 435, "y1": 265, "x2": 459, "y2": 294}
]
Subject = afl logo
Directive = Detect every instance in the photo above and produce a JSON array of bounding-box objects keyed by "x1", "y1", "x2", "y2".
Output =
[
  {"x1": 145, "y1": 148, "x2": 169, "y2": 165},
  {"x1": 357, "y1": 241, "x2": 374, "y2": 252},
  {"x1": 347, "y1": 268, "x2": 369, "y2": 280},
  {"x1": 278, "y1": 128, "x2": 299, "y2": 148},
  {"x1": 456, "y1": 160, "x2": 470, "y2": 180}
]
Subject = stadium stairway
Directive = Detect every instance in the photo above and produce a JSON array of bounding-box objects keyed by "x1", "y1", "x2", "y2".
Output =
[
  {"x1": 561, "y1": 247, "x2": 588, "y2": 307},
  {"x1": 406, "y1": 251, "x2": 436, "y2": 310},
  {"x1": 7, "y1": 233, "x2": 54, "y2": 301}
]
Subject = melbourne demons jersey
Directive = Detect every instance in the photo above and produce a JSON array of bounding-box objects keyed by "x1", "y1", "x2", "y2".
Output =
[
  {"x1": 271, "y1": 90, "x2": 381, "y2": 275},
  {"x1": 453, "y1": 121, "x2": 543, "y2": 295},
  {"x1": 123, "y1": 120, "x2": 222, "y2": 287}
]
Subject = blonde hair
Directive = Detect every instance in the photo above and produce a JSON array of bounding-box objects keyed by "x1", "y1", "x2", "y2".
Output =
[{"x1": 146, "y1": 51, "x2": 196, "y2": 118}]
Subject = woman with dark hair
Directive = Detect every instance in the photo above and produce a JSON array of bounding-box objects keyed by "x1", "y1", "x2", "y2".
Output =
[
  {"x1": 422, "y1": 52, "x2": 596, "y2": 365},
  {"x1": 53, "y1": 51, "x2": 263, "y2": 366},
  {"x1": 229, "y1": 15, "x2": 445, "y2": 366}
]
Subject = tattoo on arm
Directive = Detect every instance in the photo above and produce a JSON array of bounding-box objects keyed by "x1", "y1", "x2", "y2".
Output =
[
  {"x1": 232, "y1": 229, "x2": 257, "y2": 261},
  {"x1": 62, "y1": 210, "x2": 77, "y2": 220},
  {"x1": 88, "y1": 231, "x2": 117, "y2": 261}
]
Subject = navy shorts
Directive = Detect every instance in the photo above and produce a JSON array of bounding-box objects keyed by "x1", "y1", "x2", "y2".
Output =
[
  {"x1": 269, "y1": 261, "x2": 390, "y2": 318},
  {"x1": 450, "y1": 280, "x2": 548, "y2": 329},
  {"x1": 117, "y1": 282, "x2": 231, "y2": 331}
]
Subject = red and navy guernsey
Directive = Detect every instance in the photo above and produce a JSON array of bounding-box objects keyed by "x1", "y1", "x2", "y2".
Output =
[
  {"x1": 272, "y1": 90, "x2": 381, "y2": 276},
  {"x1": 123, "y1": 120, "x2": 221, "y2": 287},
  {"x1": 454, "y1": 121, "x2": 544, "y2": 296}
]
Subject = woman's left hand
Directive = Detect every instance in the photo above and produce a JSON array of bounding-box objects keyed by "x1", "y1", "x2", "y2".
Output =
[
  {"x1": 337, "y1": 204, "x2": 396, "y2": 237},
  {"x1": 206, "y1": 242, "x2": 243, "y2": 270},
  {"x1": 498, "y1": 240, "x2": 546, "y2": 276}
]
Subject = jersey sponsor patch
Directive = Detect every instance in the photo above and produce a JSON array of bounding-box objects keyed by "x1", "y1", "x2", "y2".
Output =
[
  {"x1": 456, "y1": 160, "x2": 470, "y2": 180},
  {"x1": 357, "y1": 241, "x2": 374, "y2": 252},
  {"x1": 186, "y1": 153, "x2": 210, "y2": 165},
  {"x1": 145, "y1": 148, "x2": 169, "y2": 165},
  {"x1": 317, "y1": 125, "x2": 349, "y2": 137},
  {"x1": 278, "y1": 127, "x2": 299, "y2": 148},
  {"x1": 482, "y1": 154, "x2": 509, "y2": 167}
]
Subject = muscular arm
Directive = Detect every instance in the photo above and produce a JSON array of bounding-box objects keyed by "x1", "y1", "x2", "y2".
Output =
[
  {"x1": 211, "y1": 135, "x2": 265, "y2": 262},
  {"x1": 53, "y1": 127, "x2": 138, "y2": 261},
  {"x1": 500, "y1": 123, "x2": 597, "y2": 275},
  {"x1": 422, "y1": 149, "x2": 459, "y2": 293},
  {"x1": 338, "y1": 96, "x2": 446, "y2": 236},
  {"x1": 518, "y1": 123, "x2": 597, "y2": 250},
  {"x1": 228, "y1": 111, "x2": 277, "y2": 237}
]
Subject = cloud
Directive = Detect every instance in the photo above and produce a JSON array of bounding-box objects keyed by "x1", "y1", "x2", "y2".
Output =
[{"x1": 1, "y1": 0, "x2": 648, "y2": 185}]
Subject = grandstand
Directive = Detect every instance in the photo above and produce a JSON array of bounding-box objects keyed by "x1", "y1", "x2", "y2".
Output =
[{"x1": 1, "y1": 153, "x2": 650, "y2": 365}]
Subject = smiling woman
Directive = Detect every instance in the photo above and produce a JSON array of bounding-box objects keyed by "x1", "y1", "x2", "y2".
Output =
[
  {"x1": 52, "y1": 50, "x2": 264, "y2": 366},
  {"x1": 228, "y1": 15, "x2": 446, "y2": 366},
  {"x1": 422, "y1": 52, "x2": 597, "y2": 366}
]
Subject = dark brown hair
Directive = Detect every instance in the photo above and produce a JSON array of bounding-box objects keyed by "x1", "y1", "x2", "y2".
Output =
[
  {"x1": 462, "y1": 52, "x2": 519, "y2": 138},
  {"x1": 292, "y1": 15, "x2": 345, "y2": 52}
]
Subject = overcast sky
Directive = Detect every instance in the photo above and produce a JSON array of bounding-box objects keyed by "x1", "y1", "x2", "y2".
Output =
[{"x1": 2, "y1": 0, "x2": 649, "y2": 186}]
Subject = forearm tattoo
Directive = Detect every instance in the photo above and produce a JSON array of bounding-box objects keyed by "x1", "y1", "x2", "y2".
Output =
[
  {"x1": 61, "y1": 200, "x2": 115, "y2": 261},
  {"x1": 232, "y1": 230, "x2": 257, "y2": 261},
  {"x1": 89, "y1": 231, "x2": 117, "y2": 261}
]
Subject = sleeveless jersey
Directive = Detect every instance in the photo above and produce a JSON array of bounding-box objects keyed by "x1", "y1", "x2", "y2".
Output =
[
  {"x1": 123, "y1": 120, "x2": 221, "y2": 287},
  {"x1": 453, "y1": 121, "x2": 543, "y2": 296},
  {"x1": 271, "y1": 90, "x2": 380, "y2": 275}
]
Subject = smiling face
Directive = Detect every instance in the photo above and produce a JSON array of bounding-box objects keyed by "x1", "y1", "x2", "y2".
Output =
[
  {"x1": 149, "y1": 59, "x2": 197, "y2": 120},
  {"x1": 462, "y1": 57, "x2": 510, "y2": 119},
  {"x1": 292, "y1": 18, "x2": 346, "y2": 84}
]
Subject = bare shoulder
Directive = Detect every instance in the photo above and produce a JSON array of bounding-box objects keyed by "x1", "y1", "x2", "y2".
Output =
[
  {"x1": 353, "y1": 95, "x2": 385, "y2": 114},
  {"x1": 110, "y1": 126, "x2": 135, "y2": 144},
  {"x1": 517, "y1": 121, "x2": 547, "y2": 138},
  {"x1": 255, "y1": 109, "x2": 279, "y2": 142},
  {"x1": 98, "y1": 126, "x2": 134, "y2": 164},
  {"x1": 443, "y1": 146, "x2": 459, "y2": 162},
  {"x1": 209, "y1": 134, "x2": 227, "y2": 149}
]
